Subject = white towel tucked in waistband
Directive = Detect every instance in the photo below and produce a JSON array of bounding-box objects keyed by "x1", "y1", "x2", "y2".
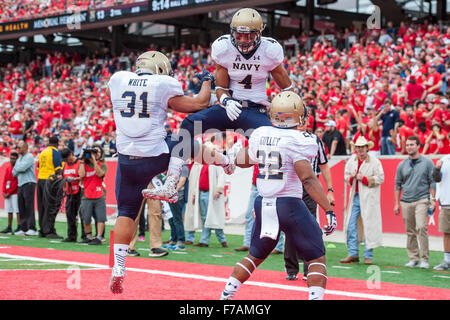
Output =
[{"x1": 260, "y1": 198, "x2": 279, "y2": 240}]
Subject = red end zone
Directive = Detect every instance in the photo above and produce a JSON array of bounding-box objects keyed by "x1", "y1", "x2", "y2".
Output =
[{"x1": 0, "y1": 246, "x2": 448, "y2": 300}]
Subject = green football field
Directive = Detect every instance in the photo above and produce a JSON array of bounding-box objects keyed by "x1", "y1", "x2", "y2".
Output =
[{"x1": 0, "y1": 217, "x2": 448, "y2": 290}]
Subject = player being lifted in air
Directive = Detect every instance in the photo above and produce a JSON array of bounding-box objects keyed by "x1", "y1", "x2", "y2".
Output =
[
  {"x1": 219, "y1": 92, "x2": 337, "y2": 301},
  {"x1": 143, "y1": 7, "x2": 295, "y2": 202},
  {"x1": 107, "y1": 51, "x2": 213, "y2": 294}
]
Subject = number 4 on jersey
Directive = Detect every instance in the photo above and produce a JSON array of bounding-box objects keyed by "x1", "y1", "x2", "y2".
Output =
[{"x1": 238, "y1": 74, "x2": 252, "y2": 89}]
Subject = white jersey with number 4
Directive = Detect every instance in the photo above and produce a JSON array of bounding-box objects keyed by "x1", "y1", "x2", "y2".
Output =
[
  {"x1": 211, "y1": 35, "x2": 284, "y2": 107},
  {"x1": 108, "y1": 71, "x2": 183, "y2": 157},
  {"x1": 248, "y1": 126, "x2": 318, "y2": 199}
]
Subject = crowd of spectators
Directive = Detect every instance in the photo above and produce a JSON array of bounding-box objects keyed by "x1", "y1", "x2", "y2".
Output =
[
  {"x1": 0, "y1": 19, "x2": 449, "y2": 163},
  {"x1": 0, "y1": 0, "x2": 146, "y2": 22}
]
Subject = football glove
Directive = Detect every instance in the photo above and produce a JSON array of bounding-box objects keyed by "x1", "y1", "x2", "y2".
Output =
[
  {"x1": 222, "y1": 97, "x2": 242, "y2": 121},
  {"x1": 196, "y1": 70, "x2": 215, "y2": 87},
  {"x1": 324, "y1": 211, "x2": 337, "y2": 236}
]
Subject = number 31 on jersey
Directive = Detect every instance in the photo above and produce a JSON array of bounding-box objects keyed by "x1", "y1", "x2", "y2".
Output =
[{"x1": 121, "y1": 91, "x2": 151, "y2": 118}]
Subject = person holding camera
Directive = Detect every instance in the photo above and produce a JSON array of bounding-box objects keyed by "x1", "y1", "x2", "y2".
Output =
[
  {"x1": 78, "y1": 144, "x2": 107, "y2": 245},
  {"x1": 61, "y1": 148, "x2": 82, "y2": 242}
]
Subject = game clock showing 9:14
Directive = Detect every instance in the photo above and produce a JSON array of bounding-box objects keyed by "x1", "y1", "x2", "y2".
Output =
[{"x1": 151, "y1": 0, "x2": 220, "y2": 12}]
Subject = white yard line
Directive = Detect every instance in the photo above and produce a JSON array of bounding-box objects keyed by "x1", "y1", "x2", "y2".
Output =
[{"x1": 0, "y1": 253, "x2": 415, "y2": 300}]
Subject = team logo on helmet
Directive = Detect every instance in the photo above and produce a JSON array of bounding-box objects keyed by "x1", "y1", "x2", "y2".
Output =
[
  {"x1": 269, "y1": 92, "x2": 306, "y2": 128},
  {"x1": 230, "y1": 8, "x2": 265, "y2": 55},
  {"x1": 135, "y1": 51, "x2": 173, "y2": 76}
]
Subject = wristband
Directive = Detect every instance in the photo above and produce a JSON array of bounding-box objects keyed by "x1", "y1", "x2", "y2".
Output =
[
  {"x1": 215, "y1": 86, "x2": 229, "y2": 91},
  {"x1": 281, "y1": 83, "x2": 294, "y2": 91},
  {"x1": 219, "y1": 93, "x2": 229, "y2": 104}
]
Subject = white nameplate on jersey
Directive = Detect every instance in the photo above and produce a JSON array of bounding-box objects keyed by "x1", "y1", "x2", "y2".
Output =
[{"x1": 260, "y1": 198, "x2": 279, "y2": 240}]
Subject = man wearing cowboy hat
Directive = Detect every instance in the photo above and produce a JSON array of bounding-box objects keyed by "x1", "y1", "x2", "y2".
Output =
[{"x1": 340, "y1": 136, "x2": 385, "y2": 265}]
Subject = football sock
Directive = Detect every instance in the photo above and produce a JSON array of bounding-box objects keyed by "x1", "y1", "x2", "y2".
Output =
[
  {"x1": 114, "y1": 244, "x2": 129, "y2": 268},
  {"x1": 220, "y1": 276, "x2": 242, "y2": 300},
  {"x1": 308, "y1": 286, "x2": 325, "y2": 300},
  {"x1": 167, "y1": 157, "x2": 185, "y2": 179},
  {"x1": 444, "y1": 252, "x2": 450, "y2": 263}
]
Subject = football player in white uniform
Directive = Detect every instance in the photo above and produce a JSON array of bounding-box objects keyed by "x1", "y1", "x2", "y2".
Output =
[
  {"x1": 143, "y1": 8, "x2": 295, "y2": 202},
  {"x1": 107, "y1": 51, "x2": 212, "y2": 294},
  {"x1": 219, "y1": 92, "x2": 337, "y2": 301}
]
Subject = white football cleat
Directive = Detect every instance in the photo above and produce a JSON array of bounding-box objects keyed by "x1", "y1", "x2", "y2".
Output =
[
  {"x1": 142, "y1": 175, "x2": 179, "y2": 203},
  {"x1": 219, "y1": 291, "x2": 233, "y2": 300},
  {"x1": 109, "y1": 266, "x2": 126, "y2": 294}
]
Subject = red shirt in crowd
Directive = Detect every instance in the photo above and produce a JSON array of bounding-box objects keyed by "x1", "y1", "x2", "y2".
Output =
[
  {"x1": 9, "y1": 120, "x2": 22, "y2": 135},
  {"x1": 336, "y1": 118, "x2": 349, "y2": 139},
  {"x1": 63, "y1": 160, "x2": 80, "y2": 195},
  {"x1": 199, "y1": 165, "x2": 209, "y2": 192},
  {"x1": 399, "y1": 112, "x2": 416, "y2": 130},
  {"x1": 82, "y1": 162, "x2": 105, "y2": 199},
  {"x1": 348, "y1": 158, "x2": 369, "y2": 193},
  {"x1": 406, "y1": 82, "x2": 424, "y2": 104},
  {"x1": 373, "y1": 91, "x2": 387, "y2": 110},
  {"x1": 425, "y1": 72, "x2": 442, "y2": 94},
  {"x1": 417, "y1": 128, "x2": 432, "y2": 153},
  {"x1": 397, "y1": 126, "x2": 415, "y2": 154},
  {"x1": 2, "y1": 163, "x2": 18, "y2": 196},
  {"x1": 252, "y1": 165, "x2": 259, "y2": 186},
  {"x1": 426, "y1": 130, "x2": 448, "y2": 154},
  {"x1": 0, "y1": 145, "x2": 11, "y2": 157}
]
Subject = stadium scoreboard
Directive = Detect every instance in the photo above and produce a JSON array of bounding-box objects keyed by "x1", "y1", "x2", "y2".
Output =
[
  {"x1": 151, "y1": 0, "x2": 222, "y2": 12},
  {"x1": 0, "y1": 0, "x2": 286, "y2": 40}
]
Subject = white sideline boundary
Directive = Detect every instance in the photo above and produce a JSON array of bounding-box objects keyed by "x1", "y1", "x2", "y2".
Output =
[{"x1": 0, "y1": 253, "x2": 414, "y2": 300}]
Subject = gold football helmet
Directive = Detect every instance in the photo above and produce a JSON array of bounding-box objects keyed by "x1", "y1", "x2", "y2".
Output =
[
  {"x1": 135, "y1": 51, "x2": 172, "y2": 76},
  {"x1": 269, "y1": 92, "x2": 306, "y2": 128},
  {"x1": 230, "y1": 8, "x2": 265, "y2": 54}
]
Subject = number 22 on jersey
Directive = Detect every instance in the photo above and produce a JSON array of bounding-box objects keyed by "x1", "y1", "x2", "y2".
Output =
[
  {"x1": 257, "y1": 149, "x2": 283, "y2": 180},
  {"x1": 120, "y1": 91, "x2": 151, "y2": 118}
]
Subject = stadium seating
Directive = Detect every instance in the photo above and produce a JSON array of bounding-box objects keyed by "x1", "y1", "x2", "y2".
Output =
[{"x1": 0, "y1": 20, "x2": 448, "y2": 157}]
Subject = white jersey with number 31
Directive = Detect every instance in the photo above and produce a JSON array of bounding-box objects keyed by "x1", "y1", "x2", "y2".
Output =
[
  {"x1": 108, "y1": 71, "x2": 183, "y2": 157},
  {"x1": 248, "y1": 126, "x2": 318, "y2": 199},
  {"x1": 211, "y1": 35, "x2": 284, "y2": 107}
]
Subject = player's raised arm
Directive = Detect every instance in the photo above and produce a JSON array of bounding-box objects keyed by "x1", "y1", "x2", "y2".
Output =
[
  {"x1": 271, "y1": 63, "x2": 294, "y2": 91},
  {"x1": 168, "y1": 77, "x2": 212, "y2": 113}
]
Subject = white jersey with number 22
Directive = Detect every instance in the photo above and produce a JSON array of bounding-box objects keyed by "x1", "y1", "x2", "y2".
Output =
[{"x1": 248, "y1": 126, "x2": 318, "y2": 199}]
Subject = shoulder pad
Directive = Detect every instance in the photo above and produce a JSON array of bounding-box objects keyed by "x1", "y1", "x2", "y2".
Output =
[
  {"x1": 211, "y1": 35, "x2": 231, "y2": 64},
  {"x1": 262, "y1": 37, "x2": 280, "y2": 45},
  {"x1": 262, "y1": 37, "x2": 284, "y2": 68}
]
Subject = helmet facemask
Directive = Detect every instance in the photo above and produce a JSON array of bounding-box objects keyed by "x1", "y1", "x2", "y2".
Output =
[{"x1": 231, "y1": 27, "x2": 262, "y2": 55}]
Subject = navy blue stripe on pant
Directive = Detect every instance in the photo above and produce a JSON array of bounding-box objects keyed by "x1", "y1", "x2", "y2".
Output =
[{"x1": 250, "y1": 196, "x2": 325, "y2": 262}]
